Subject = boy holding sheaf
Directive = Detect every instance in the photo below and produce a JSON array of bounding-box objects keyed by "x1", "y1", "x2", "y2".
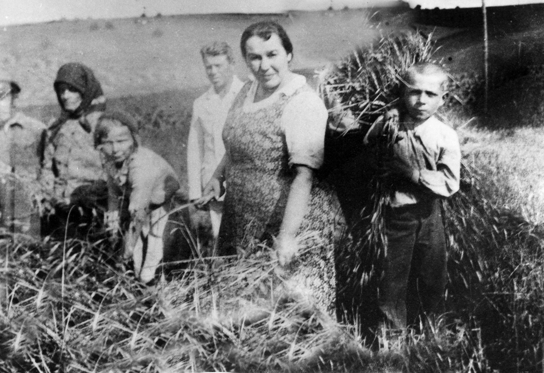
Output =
[{"x1": 364, "y1": 63, "x2": 461, "y2": 331}]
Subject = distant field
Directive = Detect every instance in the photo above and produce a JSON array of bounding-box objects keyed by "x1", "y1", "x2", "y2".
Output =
[{"x1": 1, "y1": 9, "x2": 412, "y2": 110}]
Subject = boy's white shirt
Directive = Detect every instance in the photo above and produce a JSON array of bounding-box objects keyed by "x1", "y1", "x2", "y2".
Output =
[
  {"x1": 365, "y1": 115, "x2": 461, "y2": 207},
  {"x1": 187, "y1": 75, "x2": 244, "y2": 200}
]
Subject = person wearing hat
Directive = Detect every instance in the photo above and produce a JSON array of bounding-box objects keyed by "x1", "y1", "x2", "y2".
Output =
[
  {"x1": 41, "y1": 62, "x2": 107, "y2": 237},
  {"x1": 95, "y1": 111, "x2": 192, "y2": 285},
  {"x1": 0, "y1": 71, "x2": 46, "y2": 235}
]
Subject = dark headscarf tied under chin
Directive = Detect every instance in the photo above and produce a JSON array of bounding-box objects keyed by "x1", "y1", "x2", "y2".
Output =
[{"x1": 51, "y1": 63, "x2": 106, "y2": 134}]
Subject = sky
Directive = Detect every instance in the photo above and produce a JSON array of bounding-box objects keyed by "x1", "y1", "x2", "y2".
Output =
[
  {"x1": 4, "y1": 0, "x2": 544, "y2": 26},
  {"x1": 1, "y1": 0, "x2": 398, "y2": 26},
  {"x1": 403, "y1": 0, "x2": 544, "y2": 9}
]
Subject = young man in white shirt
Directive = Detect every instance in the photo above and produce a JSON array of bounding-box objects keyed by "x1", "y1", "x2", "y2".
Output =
[{"x1": 187, "y1": 41, "x2": 244, "y2": 239}]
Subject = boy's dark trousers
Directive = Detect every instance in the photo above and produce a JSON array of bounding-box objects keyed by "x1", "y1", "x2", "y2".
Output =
[{"x1": 378, "y1": 198, "x2": 447, "y2": 329}]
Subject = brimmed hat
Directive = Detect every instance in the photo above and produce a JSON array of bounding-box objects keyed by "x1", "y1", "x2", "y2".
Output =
[{"x1": 0, "y1": 70, "x2": 21, "y2": 95}]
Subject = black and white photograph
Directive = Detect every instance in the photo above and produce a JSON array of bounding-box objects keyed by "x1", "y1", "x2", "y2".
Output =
[{"x1": 1, "y1": 0, "x2": 543, "y2": 371}]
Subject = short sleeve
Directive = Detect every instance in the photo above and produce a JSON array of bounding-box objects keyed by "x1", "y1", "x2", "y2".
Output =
[{"x1": 282, "y1": 90, "x2": 328, "y2": 169}]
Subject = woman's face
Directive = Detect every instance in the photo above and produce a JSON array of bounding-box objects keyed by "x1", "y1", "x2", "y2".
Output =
[
  {"x1": 57, "y1": 83, "x2": 83, "y2": 112},
  {"x1": 99, "y1": 121, "x2": 135, "y2": 164},
  {"x1": 244, "y1": 33, "x2": 292, "y2": 92}
]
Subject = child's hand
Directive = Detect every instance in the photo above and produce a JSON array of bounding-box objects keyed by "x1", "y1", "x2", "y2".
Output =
[{"x1": 384, "y1": 106, "x2": 400, "y2": 124}]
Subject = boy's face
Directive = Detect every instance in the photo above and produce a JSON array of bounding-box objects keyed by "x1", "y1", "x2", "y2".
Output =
[{"x1": 403, "y1": 72, "x2": 445, "y2": 123}]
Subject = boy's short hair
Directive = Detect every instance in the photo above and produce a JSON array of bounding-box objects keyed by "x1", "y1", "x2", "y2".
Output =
[
  {"x1": 402, "y1": 63, "x2": 449, "y2": 92},
  {"x1": 200, "y1": 41, "x2": 235, "y2": 63}
]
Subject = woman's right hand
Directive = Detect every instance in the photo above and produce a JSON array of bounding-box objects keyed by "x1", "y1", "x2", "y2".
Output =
[
  {"x1": 275, "y1": 234, "x2": 298, "y2": 266},
  {"x1": 195, "y1": 177, "x2": 223, "y2": 209}
]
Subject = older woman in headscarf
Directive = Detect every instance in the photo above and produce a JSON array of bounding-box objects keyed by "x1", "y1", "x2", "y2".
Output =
[
  {"x1": 41, "y1": 62, "x2": 107, "y2": 237},
  {"x1": 95, "y1": 111, "x2": 192, "y2": 285}
]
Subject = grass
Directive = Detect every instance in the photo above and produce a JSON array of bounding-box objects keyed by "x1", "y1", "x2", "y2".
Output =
[
  {"x1": 442, "y1": 124, "x2": 544, "y2": 372},
  {"x1": 0, "y1": 234, "x2": 490, "y2": 372}
]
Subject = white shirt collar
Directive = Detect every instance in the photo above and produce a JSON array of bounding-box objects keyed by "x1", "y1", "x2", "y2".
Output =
[
  {"x1": 204, "y1": 75, "x2": 243, "y2": 101},
  {"x1": 246, "y1": 73, "x2": 307, "y2": 106},
  {"x1": 278, "y1": 73, "x2": 307, "y2": 96},
  {"x1": 255, "y1": 73, "x2": 306, "y2": 97}
]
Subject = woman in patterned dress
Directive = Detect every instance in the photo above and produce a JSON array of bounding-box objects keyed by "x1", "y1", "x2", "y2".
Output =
[{"x1": 198, "y1": 21, "x2": 346, "y2": 314}]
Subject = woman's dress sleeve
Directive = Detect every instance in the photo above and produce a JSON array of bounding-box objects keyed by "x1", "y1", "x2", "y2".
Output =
[{"x1": 282, "y1": 90, "x2": 328, "y2": 170}]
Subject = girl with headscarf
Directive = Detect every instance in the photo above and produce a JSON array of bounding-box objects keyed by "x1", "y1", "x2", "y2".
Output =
[
  {"x1": 95, "y1": 111, "x2": 192, "y2": 285},
  {"x1": 41, "y1": 62, "x2": 107, "y2": 236}
]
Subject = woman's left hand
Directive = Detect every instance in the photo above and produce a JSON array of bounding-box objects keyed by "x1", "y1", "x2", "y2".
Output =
[{"x1": 275, "y1": 234, "x2": 298, "y2": 266}]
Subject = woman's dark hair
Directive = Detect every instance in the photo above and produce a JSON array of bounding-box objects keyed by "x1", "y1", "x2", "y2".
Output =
[
  {"x1": 240, "y1": 21, "x2": 293, "y2": 59},
  {"x1": 94, "y1": 110, "x2": 139, "y2": 148}
]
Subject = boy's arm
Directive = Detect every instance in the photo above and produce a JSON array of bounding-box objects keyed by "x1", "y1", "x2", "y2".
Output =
[
  {"x1": 417, "y1": 132, "x2": 461, "y2": 198},
  {"x1": 363, "y1": 116, "x2": 385, "y2": 146},
  {"x1": 363, "y1": 106, "x2": 400, "y2": 146},
  {"x1": 390, "y1": 130, "x2": 461, "y2": 198}
]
